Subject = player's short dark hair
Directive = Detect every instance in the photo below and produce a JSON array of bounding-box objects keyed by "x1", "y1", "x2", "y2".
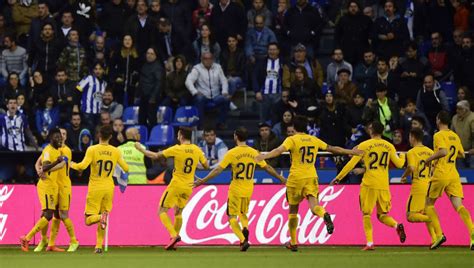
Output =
[
  {"x1": 234, "y1": 127, "x2": 248, "y2": 142},
  {"x1": 411, "y1": 115, "x2": 425, "y2": 127},
  {"x1": 293, "y1": 115, "x2": 307, "y2": 133},
  {"x1": 49, "y1": 127, "x2": 61, "y2": 139},
  {"x1": 437, "y1": 110, "x2": 451, "y2": 125},
  {"x1": 409, "y1": 127, "x2": 424, "y2": 142},
  {"x1": 99, "y1": 125, "x2": 113, "y2": 140},
  {"x1": 178, "y1": 127, "x2": 192, "y2": 140},
  {"x1": 370, "y1": 121, "x2": 384, "y2": 135}
]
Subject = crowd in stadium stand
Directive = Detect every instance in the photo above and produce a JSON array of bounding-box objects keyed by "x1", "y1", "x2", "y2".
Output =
[{"x1": 1, "y1": 0, "x2": 474, "y2": 164}]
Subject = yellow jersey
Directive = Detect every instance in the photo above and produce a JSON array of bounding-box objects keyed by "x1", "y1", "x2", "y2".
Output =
[
  {"x1": 71, "y1": 143, "x2": 129, "y2": 189},
  {"x1": 282, "y1": 133, "x2": 327, "y2": 186},
  {"x1": 406, "y1": 145, "x2": 434, "y2": 195},
  {"x1": 57, "y1": 145, "x2": 72, "y2": 187},
  {"x1": 39, "y1": 144, "x2": 61, "y2": 186},
  {"x1": 219, "y1": 145, "x2": 267, "y2": 197},
  {"x1": 163, "y1": 143, "x2": 207, "y2": 189},
  {"x1": 336, "y1": 138, "x2": 405, "y2": 190},
  {"x1": 432, "y1": 129, "x2": 464, "y2": 181}
]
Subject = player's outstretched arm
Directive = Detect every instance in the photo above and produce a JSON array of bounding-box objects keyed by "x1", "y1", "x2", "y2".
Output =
[
  {"x1": 134, "y1": 142, "x2": 163, "y2": 159},
  {"x1": 71, "y1": 147, "x2": 93, "y2": 171},
  {"x1": 194, "y1": 166, "x2": 224, "y2": 188},
  {"x1": 255, "y1": 145, "x2": 287, "y2": 162},
  {"x1": 400, "y1": 166, "x2": 414, "y2": 183},
  {"x1": 326, "y1": 145, "x2": 364, "y2": 156},
  {"x1": 426, "y1": 148, "x2": 447, "y2": 164},
  {"x1": 329, "y1": 155, "x2": 362, "y2": 185},
  {"x1": 390, "y1": 150, "x2": 406, "y2": 168},
  {"x1": 42, "y1": 157, "x2": 64, "y2": 173},
  {"x1": 262, "y1": 165, "x2": 286, "y2": 184}
]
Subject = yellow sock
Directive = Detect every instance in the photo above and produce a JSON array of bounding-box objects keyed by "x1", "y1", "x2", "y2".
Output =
[
  {"x1": 425, "y1": 206, "x2": 443, "y2": 237},
  {"x1": 86, "y1": 215, "x2": 101, "y2": 225},
  {"x1": 311, "y1": 206, "x2": 326, "y2": 218},
  {"x1": 159, "y1": 212, "x2": 177, "y2": 237},
  {"x1": 96, "y1": 225, "x2": 105, "y2": 249},
  {"x1": 378, "y1": 214, "x2": 397, "y2": 228},
  {"x1": 26, "y1": 217, "x2": 49, "y2": 241},
  {"x1": 426, "y1": 222, "x2": 437, "y2": 244},
  {"x1": 174, "y1": 215, "x2": 183, "y2": 235},
  {"x1": 288, "y1": 214, "x2": 298, "y2": 245},
  {"x1": 229, "y1": 217, "x2": 245, "y2": 242},
  {"x1": 48, "y1": 218, "x2": 61, "y2": 247},
  {"x1": 63, "y1": 218, "x2": 78, "y2": 244},
  {"x1": 363, "y1": 215, "x2": 373, "y2": 244},
  {"x1": 407, "y1": 212, "x2": 430, "y2": 223},
  {"x1": 40, "y1": 224, "x2": 49, "y2": 241},
  {"x1": 456, "y1": 206, "x2": 474, "y2": 235},
  {"x1": 240, "y1": 214, "x2": 249, "y2": 229}
]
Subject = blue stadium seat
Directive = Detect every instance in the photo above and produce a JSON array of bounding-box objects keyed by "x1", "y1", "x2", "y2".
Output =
[
  {"x1": 127, "y1": 125, "x2": 148, "y2": 144},
  {"x1": 246, "y1": 139, "x2": 255, "y2": 147},
  {"x1": 172, "y1": 106, "x2": 200, "y2": 127},
  {"x1": 147, "y1": 124, "x2": 175, "y2": 146},
  {"x1": 156, "y1": 106, "x2": 173, "y2": 124},
  {"x1": 441, "y1": 81, "x2": 457, "y2": 111},
  {"x1": 122, "y1": 106, "x2": 140, "y2": 125}
]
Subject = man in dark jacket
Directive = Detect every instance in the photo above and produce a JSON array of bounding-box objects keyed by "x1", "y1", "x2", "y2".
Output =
[
  {"x1": 124, "y1": 0, "x2": 157, "y2": 56},
  {"x1": 220, "y1": 35, "x2": 246, "y2": 100},
  {"x1": 138, "y1": 47, "x2": 163, "y2": 126},
  {"x1": 162, "y1": 0, "x2": 191, "y2": 48},
  {"x1": 100, "y1": 0, "x2": 129, "y2": 41},
  {"x1": 253, "y1": 122, "x2": 280, "y2": 167},
  {"x1": 27, "y1": 2, "x2": 57, "y2": 51},
  {"x1": 210, "y1": 0, "x2": 247, "y2": 49},
  {"x1": 155, "y1": 17, "x2": 186, "y2": 64},
  {"x1": 427, "y1": 32, "x2": 451, "y2": 80},
  {"x1": 398, "y1": 41, "x2": 428, "y2": 106},
  {"x1": 353, "y1": 49, "x2": 376, "y2": 99},
  {"x1": 28, "y1": 23, "x2": 62, "y2": 80},
  {"x1": 50, "y1": 68, "x2": 74, "y2": 124},
  {"x1": 454, "y1": 35, "x2": 474, "y2": 92},
  {"x1": 369, "y1": 57, "x2": 399, "y2": 99},
  {"x1": 416, "y1": 74, "x2": 449, "y2": 128}
]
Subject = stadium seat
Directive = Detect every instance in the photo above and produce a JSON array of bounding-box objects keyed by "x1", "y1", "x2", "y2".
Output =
[
  {"x1": 147, "y1": 124, "x2": 175, "y2": 146},
  {"x1": 156, "y1": 106, "x2": 173, "y2": 124},
  {"x1": 122, "y1": 106, "x2": 140, "y2": 125},
  {"x1": 441, "y1": 81, "x2": 457, "y2": 111},
  {"x1": 246, "y1": 139, "x2": 255, "y2": 147},
  {"x1": 127, "y1": 125, "x2": 148, "y2": 144},
  {"x1": 172, "y1": 106, "x2": 200, "y2": 127}
]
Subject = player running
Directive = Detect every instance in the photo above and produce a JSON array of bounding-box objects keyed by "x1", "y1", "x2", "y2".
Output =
[
  {"x1": 135, "y1": 127, "x2": 209, "y2": 250},
  {"x1": 194, "y1": 127, "x2": 286, "y2": 251},
  {"x1": 34, "y1": 128, "x2": 79, "y2": 252},
  {"x1": 256, "y1": 115, "x2": 360, "y2": 252},
  {"x1": 20, "y1": 128, "x2": 65, "y2": 252},
  {"x1": 71, "y1": 125, "x2": 129, "y2": 254},
  {"x1": 424, "y1": 111, "x2": 474, "y2": 250},
  {"x1": 330, "y1": 121, "x2": 406, "y2": 250}
]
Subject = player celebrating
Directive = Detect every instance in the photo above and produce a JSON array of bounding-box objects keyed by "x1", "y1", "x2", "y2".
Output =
[
  {"x1": 424, "y1": 111, "x2": 474, "y2": 250},
  {"x1": 400, "y1": 128, "x2": 436, "y2": 244},
  {"x1": 255, "y1": 115, "x2": 359, "y2": 252},
  {"x1": 194, "y1": 127, "x2": 286, "y2": 251},
  {"x1": 34, "y1": 128, "x2": 79, "y2": 252},
  {"x1": 71, "y1": 125, "x2": 129, "y2": 254},
  {"x1": 20, "y1": 128, "x2": 65, "y2": 251},
  {"x1": 134, "y1": 127, "x2": 209, "y2": 250},
  {"x1": 330, "y1": 121, "x2": 406, "y2": 250}
]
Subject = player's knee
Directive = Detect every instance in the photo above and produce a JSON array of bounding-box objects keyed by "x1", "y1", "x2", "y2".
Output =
[
  {"x1": 43, "y1": 210, "x2": 54, "y2": 221},
  {"x1": 376, "y1": 214, "x2": 386, "y2": 222},
  {"x1": 406, "y1": 213, "x2": 415, "y2": 223}
]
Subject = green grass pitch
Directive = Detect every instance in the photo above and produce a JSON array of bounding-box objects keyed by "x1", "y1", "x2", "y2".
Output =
[{"x1": 1, "y1": 246, "x2": 472, "y2": 268}]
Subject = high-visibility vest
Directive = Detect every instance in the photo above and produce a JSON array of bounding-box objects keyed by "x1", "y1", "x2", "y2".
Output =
[{"x1": 118, "y1": 141, "x2": 147, "y2": 184}]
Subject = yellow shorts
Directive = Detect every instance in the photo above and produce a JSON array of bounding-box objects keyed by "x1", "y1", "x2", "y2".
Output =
[
  {"x1": 359, "y1": 186, "x2": 391, "y2": 215},
  {"x1": 227, "y1": 192, "x2": 250, "y2": 216},
  {"x1": 406, "y1": 194, "x2": 426, "y2": 213},
  {"x1": 58, "y1": 184, "x2": 72, "y2": 211},
  {"x1": 37, "y1": 182, "x2": 58, "y2": 210},
  {"x1": 428, "y1": 179, "x2": 464, "y2": 199},
  {"x1": 286, "y1": 177, "x2": 319, "y2": 205},
  {"x1": 160, "y1": 186, "x2": 192, "y2": 209},
  {"x1": 85, "y1": 187, "x2": 114, "y2": 215}
]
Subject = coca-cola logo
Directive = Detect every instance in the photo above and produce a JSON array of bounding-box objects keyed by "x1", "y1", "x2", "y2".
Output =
[
  {"x1": 181, "y1": 185, "x2": 345, "y2": 245},
  {"x1": 0, "y1": 186, "x2": 14, "y2": 241}
]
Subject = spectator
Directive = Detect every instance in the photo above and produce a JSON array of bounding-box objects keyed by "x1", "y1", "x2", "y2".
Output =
[
  {"x1": 0, "y1": 34, "x2": 28, "y2": 86},
  {"x1": 94, "y1": 111, "x2": 113, "y2": 142},
  {"x1": 451, "y1": 100, "x2": 474, "y2": 167},
  {"x1": 272, "y1": 88, "x2": 293, "y2": 124},
  {"x1": 400, "y1": 98, "x2": 431, "y2": 137},
  {"x1": 28, "y1": 22, "x2": 62, "y2": 79},
  {"x1": 319, "y1": 90, "x2": 347, "y2": 147},
  {"x1": 76, "y1": 62, "x2": 108, "y2": 130},
  {"x1": 109, "y1": 34, "x2": 139, "y2": 106},
  {"x1": 363, "y1": 6, "x2": 375, "y2": 21},
  {"x1": 162, "y1": 0, "x2": 192, "y2": 47},
  {"x1": 371, "y1": 0, "x2": 409, "y2": 58},
  {"x1": 163, "y1": 55, "x2": 191, "y2": 109},
  {"x1": 335, "y1": 0, "x2": 372, "y2": 65},
  {"x1": 10, "y1": 1, "x2": 36, "y2": 43},
  {"x1": 284, "y1": 0, "x2": 323, "y2": 58},
  {"x1": 363, "y1": 83, "x2": 399, "y2": 140},
  {"x1": 210, "y1": 0, "x2": 247, "y2": 49},
  {"x1": 101, "y1": 89, "x2": 124, "y2": 121},
  {"x1": 282, "y1": 43, "x2": 324, "y2": 91},
  {"x1": 398, "y1": 41, "x2": 428, "y2": 105},
  {"x1": 28, "y1": 1, "x2": 57, "y2": 51},
  {"x1": 149, "y1": 0, "x2": 166, "y2": 21},
  {"x1": 0, "y1": 15, "x2": 8, "y2": 52},
  {"x1": 353, "y1": 49, "x2": 376, "y2": 99},
  {"x1": 111, "y1": 118, "x2": 126, "y2": 147},
  {"x1": 35, "y1": 95, "x2": 59, "y2": 143},
  {"x1": 427, "y1": 32, "x2": 450, "y2": 81},
  {"x1": 4, "y1": 72, "x2": 25, "y2": 102},
  {"x1": 221, "y1": 35, "x2": 246, "y2": 109},
  {"x1": 49, "y1": 68, "x2": 74, "y2": 123},
  {"x1": 198, "y1": 127, "x2": 228, "y2": 169},
  {"x1": 306, "y1": 106, "x2": 320, "y2": 138},
  {"x1": 411, "y1": 115, "x2": 433, "y2": 148},
  {"x1": 16, "y1": 92, "x2": 32, "y2": 119},
  {"x1": 457, "y1": 86, "x2": 474, "y2": 110},
  {"x1": 288, "y1": 66, "x2": 318, "y2": 115},
  {"x1": 427, "y1": 0, "x2": 454, "y2": 41},
  {"x1": 0, "y1": 96, "x2": 37, "y2": 151},
  {"x1": 370, "y1": 57, "x2": 399, "y2": 99},
  {"x1": 272, "y1": 109, "x2": 293, "y2": 140},
  {"x1": 344, "y1": 91, "x2": 366, "y2": 137},
  {"x1": 156, "y1": 17, "x2": 185, "y2": 65},
  {"x1": 57, "y1": 10, "x2": 75, "y2": 45},
  {"x1": 89, "y1": 35, "x2": 109, "y2": 69},
  {"x1": 252, "y1": 42, "x2": 283, "y2": 122},
  {"x1": 118, "y1": 127, "x2": 147, "y2": 183},
  {"x1": 245, "y1": 15, "x2": 277, "y2": 65},
  {"x1": 454, "y1": 35, "x2": 474, "y2": 91},
  {"x1": 272, "y1": 0, "x2": 289, "y2": 55},
  {"x1": 326, "y1": 48, "x2": 353, "y2": 89},
  {"x1": 78, "y1": 128, "x2": 93, "y2": 152},
  {"x1": 192, "y1": 0, "x2": 212, "y2": 30},
  {"x1": 65, "y1": 112, "x2": 85, "y2": 151},
  {"x1": 334, "y1": 69, "x2": 357, "y2": 105},
  {"x1": 449, "y1": 29, "x2": 464, "y2": 61},
  {"x1": 57, "y1": 29, "x2": 88, "y2": 83},
  {"x1": 416, "y1": 74, "x2": 449, "y2": 129},
  {"x1": 392, "y1": 129, "x2": 409, "y2": 151},
  {"x1": 452, "y1": 0, "x2": 469, "y2": 32},
  {"x1": 192, "y1": 23, "x2": 221, "y2": 64},
  {"x1": 124, "y1": 0, "x2": 157, "y2": 56},
  {"x1": 69, "y1": 0, "x2": 95, "y2": 44},
  {"x1": 28, "y1": 70, "x2": 49, "y2": 106},
  {"x1": 137, "y1": 47, "x2": 163, "y2": 126},
  {"x1": 253, "y1": 122, "x2": 280, "y2": 166},
  {"x1": 100, "y1": 0, "x2": 129, "y2": 42},
  {"x1": 247, "y1": 0, "x2": 272, "y2": 28}
]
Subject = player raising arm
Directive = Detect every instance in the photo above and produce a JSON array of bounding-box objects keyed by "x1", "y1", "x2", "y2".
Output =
[{"x1": 194, "y1": 127, "x2": 286, "y2": 252}]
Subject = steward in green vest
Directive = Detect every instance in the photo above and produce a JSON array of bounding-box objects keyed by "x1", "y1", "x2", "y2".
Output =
[{"x1": 118, "y1": 128, "x2": 147, "y2": 184}]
